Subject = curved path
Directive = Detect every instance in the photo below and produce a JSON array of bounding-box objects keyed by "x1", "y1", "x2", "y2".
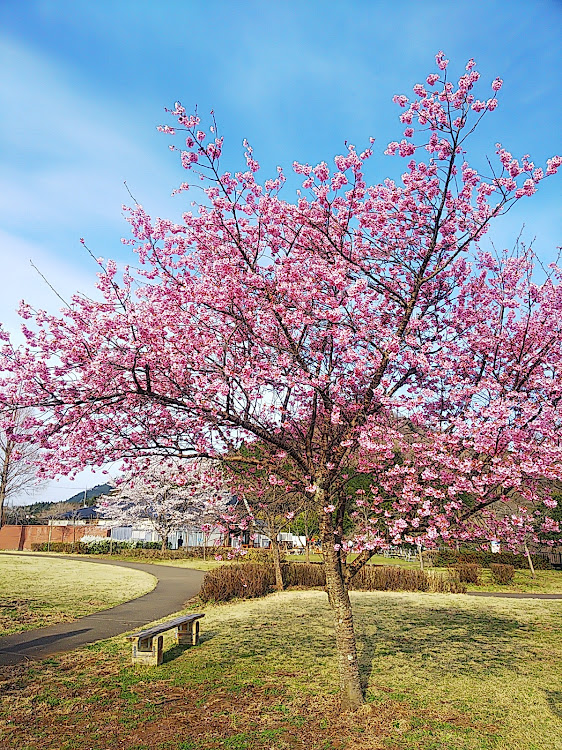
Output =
[{"x1": 0, "y1": 554, "x2": 205, "y2": 666}]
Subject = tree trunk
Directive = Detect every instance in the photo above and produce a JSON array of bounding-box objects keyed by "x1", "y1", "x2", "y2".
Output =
[
  {"x1": 322, "y1": 531, "x2": 364, "y2": 711},
  {"x1": 270, "y1": 534, "x2": 284, "y2": 591},
  {"x1": 524, "y1": 542, "x2": 536, "y2": 578},
  {"x1": 161, "y1": 536, "x2": 168, "y2": 552},
  {"x1": 417, "y1": 543, "x2": 424, "y2": 571},
  {"x1": 0, "y1": 441, "x2": 12, "y2": 529}
]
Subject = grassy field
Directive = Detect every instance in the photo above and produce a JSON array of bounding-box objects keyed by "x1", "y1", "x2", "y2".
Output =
[
  {"x1": 13, "y1": 549, "x2": 562, "y2": 593},
  {"x1": 0, "y1": 554, "x2": 157, "y2": 635},
  {"x1": 463, "y1": 566, "x2": 562, "y2": 594},
  {"x1": 1, "y1": 589, "x2": 560, "y2": 750}
]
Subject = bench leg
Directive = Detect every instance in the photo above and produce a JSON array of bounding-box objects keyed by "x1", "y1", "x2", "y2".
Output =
[
  {"x1": 177, "y1": 621, "x2": 200, "y2": 647},
  {"x1": 131, "y1": 635, "x2": 164, "y2": 666}
]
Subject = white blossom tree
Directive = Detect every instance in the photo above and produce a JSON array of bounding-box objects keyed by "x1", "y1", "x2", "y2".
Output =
[{"x1": 100, "y1": 458, "x2": 229, "y2": 550}]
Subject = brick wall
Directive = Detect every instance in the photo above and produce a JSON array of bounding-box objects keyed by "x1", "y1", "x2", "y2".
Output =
[
  {"x1": 0, "y1": 525, "x2": 25, "y2": 550},
  {"x1": 0, "y1": 525, "x2": 110, "y2": 550}
]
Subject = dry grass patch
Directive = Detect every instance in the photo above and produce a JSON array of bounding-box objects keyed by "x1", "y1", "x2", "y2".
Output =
[
  {"x1": 0, "y1": 554, "x2": 156, "y2": 635},
  {"x1": 0, "y1": 590, "x2": 561, "y2": 749}
]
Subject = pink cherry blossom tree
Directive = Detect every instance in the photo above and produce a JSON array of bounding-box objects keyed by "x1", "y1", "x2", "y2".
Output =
[{"x1": 1, "y1": 54, "x2": 561, "y2": 709}]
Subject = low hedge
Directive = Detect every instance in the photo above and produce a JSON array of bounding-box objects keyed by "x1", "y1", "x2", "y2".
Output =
[
  {"x1": 454, "y1": 563, "x2": 481, "y2": 584},
  {"x1": 199, "y1": 562, "x2": 466, "y2": 602},
  {"x1": 490, "y1": 563, "x2": 515, "y2": 584},
  {"x1": 350, "y1": 565, "x2": 465, "y2": 593},
  {"x1": 29, "y1": 542, "x2": 284, "y2": 562},
  {"x1": 434, "y1": 548, "x2": 552, "y2": 570},
  {"x1": 30, "y1": 540, "x2": 162, "y2": 554}
]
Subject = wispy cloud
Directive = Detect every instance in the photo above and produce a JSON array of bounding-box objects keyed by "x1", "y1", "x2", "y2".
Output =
[{"x1": 0, "y1": 36, "x2": 181, "y2": 259}]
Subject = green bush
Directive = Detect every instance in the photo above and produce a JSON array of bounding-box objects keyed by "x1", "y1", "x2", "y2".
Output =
[
  {"x1": 490, "y1": 563, "x2": 515, "y2": 584},
  {"x1": 242, "y1": 547, "x2": 284, "y2": 563},
  {"x1": 31, "y1": 542, "x2": 88, "y2": 553},
  {"x1": 454, "y1": 563, "x2": 481, "y2": 584},
  {"x1": 114, "y1": 545, "x2": 273, "y2": 561},
  {"x1": 30, "y1": 540, "x2": 161, "y2": 554}
]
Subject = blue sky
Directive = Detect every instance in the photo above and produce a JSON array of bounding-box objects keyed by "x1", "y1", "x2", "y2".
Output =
[{"x1": 1, "y1": 0, "x2": 561, "y2": 503}]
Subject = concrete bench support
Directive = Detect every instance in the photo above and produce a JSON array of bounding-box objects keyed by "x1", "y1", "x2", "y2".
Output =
[
  {"x1": 177, "y1": 619, "x2": 200, "y2": 646},
  {"x1": 131, "y1": 634, "x2": 164, "y2": 666},
  {"x1": 127, "y1": 613, "x2": 204, "y2": 666}
]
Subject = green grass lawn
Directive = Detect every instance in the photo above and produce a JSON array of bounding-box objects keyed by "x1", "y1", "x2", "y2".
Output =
[
  {"x1": 0, "y1": 554, "x2": 156, "y2": 635},
  {"x1": 116, "y1": 557, "x2": 224, "y2": 571},
  {"x1": 463, "y1": 566, "x2": 562, "y2": 594},
  {"x1": 1, "y1": 589, "x2": 561, "y2": 750}
]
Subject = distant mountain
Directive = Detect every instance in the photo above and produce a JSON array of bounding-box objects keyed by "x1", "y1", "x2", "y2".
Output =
[
  {"x1": 64, "y1": 484, "x2": 114, "y2": 506},
  {"x1": 5, "y1": 483, "x2": 115, "y2": 524}
]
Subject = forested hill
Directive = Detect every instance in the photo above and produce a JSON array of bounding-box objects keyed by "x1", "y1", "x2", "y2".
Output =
[
  {"x1": 8, "y1": 483, "x2": 114, "y2": 523},
  {"x1": 64, "y1": 484, "x2": 113, "y2": 506}
]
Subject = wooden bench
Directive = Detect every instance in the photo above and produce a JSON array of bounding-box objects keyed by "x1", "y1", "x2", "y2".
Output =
[{"x1": 127, "y1": 614, "x2": 205, "y2": 666}]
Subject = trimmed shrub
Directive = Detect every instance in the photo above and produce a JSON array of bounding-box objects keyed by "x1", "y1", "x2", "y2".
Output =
[
  {"x1": 351, "y1": 565, "x2": 429, "y2": 592},
  {"x1": 30, "y1": 540, "x2": 161, "y2": 554},
  {"x1": 421, "y1": 550, "x2": 438, "y2": 567},
  {"x1": 490, "y1": 563, "x2": 515, "y2": 584},
  {"x1": 242, "y1": 547, "x2": 284, "y2": 563},
  {"x1": 281, "y1": 563, "x2": 466, "y2": 593},
  {"x1": 199, "y1": 563, "x2": 274, "y2": 602},
  {"x1": 349, "y1": 565, "x2": 465, "y2": 593},
  {"x1": 432, "y1": 569, "x2": 467, "y2": 594},
  {"x1": 455, "y1": 563, "x2": 481, "y2": 584},
  {"x1": 199, "y1": 562, "x2": 467, "y2": 602},
  {"x1": 282, "y1": 562, "x2": 326, "y2": 588},
  {"x1": 31, "y1": 542, "x2": 88, "y2": 553}
]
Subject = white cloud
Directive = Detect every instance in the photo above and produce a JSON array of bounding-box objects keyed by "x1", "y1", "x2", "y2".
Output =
[{"x1": 0, "y1": 35, "x2": 182, "y2": 248}]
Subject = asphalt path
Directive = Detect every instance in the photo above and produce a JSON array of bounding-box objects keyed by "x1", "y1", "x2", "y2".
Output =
[{"x1": 0, "y1": 554, "x2": 205, "y2": 665}]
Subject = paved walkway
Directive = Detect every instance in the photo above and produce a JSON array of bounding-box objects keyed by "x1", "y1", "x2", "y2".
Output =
[{"x1": 0, "y1": 555, "x2": 205, "y2": 665}]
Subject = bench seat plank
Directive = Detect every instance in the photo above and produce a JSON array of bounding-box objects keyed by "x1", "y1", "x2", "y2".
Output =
[{"x1": 127, "y1": 614, "x2": 204, "y2": 641}]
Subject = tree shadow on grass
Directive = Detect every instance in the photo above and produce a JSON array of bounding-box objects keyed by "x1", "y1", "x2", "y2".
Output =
[
  {"x1": 162, "y1": 630, "x2": 218, "y2": 664},
  {"x1": 198, "y1": 630, "x2": 218, "y2": 646},
  {"x1": 545, "y1": 690, "x2": 562, "y2": 718},
  {"x1": 353, "y1": 603, "x2": 537, "y2": 687}
]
